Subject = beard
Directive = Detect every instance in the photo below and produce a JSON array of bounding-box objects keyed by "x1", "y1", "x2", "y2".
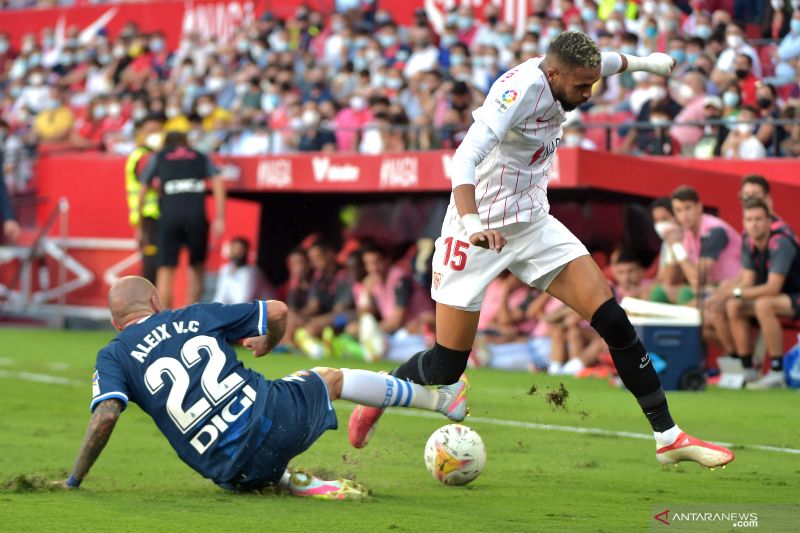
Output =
[
  {"x1": 560, "y1": 99, "x2": 580, "y2": 112},
  {"x1": 553, "y1": 86, "x2": 581, "y2": 111}
]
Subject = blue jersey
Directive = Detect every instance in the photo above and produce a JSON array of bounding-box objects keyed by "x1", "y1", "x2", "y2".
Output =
[{"x1": 91, "y1": 301, "x2": 274, "y2": 483}]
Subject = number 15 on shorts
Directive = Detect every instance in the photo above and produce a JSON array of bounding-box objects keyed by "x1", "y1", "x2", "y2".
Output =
[{"x1": 443, "y1": 237, "x2": 469, "y2": 271}]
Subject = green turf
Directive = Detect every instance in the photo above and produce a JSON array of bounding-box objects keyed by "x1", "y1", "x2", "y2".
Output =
[{"x1": 0, "y1": 328, "x2": 798, "y2": 532}]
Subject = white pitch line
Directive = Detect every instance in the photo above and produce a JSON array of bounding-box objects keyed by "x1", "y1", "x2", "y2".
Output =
[
  {"x1": 1, "y1": 369, "x2": 798, "y2": 456},
  {"x1": 384, "y1": 407, "x2": 800, "y2": 456},
  {"x1": 0, "y1": 369, "x2": 83, "y2": 386}
]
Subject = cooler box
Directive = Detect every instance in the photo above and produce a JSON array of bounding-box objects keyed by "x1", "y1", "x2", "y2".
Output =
[{"x1": 622, "y1": 298, "x2": 705, "y2": 391}]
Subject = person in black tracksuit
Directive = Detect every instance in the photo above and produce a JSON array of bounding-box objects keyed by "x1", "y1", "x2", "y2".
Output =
[{"x1": 139, "y1": 131, "x2": 226, "y2": 307}]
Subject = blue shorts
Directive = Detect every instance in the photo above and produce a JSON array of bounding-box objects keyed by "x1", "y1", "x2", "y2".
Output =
[{"x1": 218, "y1": 370, "x2": 338, "y2": 491}]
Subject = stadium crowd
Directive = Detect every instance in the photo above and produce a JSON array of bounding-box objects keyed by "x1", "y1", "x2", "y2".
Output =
[
  {"x1": 2, "y1": 0, "x2": 800, "y2": 192},
  {"x1": 1, "y1": 1, "x2": 799, "y2": 389}
]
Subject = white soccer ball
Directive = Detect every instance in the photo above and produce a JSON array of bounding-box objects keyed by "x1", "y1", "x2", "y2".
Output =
[{"x1": 424, "y1": 424, "x2": 486, "y2": 485}]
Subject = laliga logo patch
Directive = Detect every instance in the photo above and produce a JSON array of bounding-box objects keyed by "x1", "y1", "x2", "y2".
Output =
[
  {"x1": 501, "y1": 89, "x2": 519, "y2": 104},
  {"x1": 92, "y1": 370, "x2": 100, "y2": 397},
  {"x1": 433, "y1": 272, "x2": 443, "y2": 290},
  {"x1": 494, "y1": 89, "x2": 519, "y2": 114}
]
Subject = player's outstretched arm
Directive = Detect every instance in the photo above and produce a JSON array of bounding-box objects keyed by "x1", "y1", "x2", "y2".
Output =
[
  {"x1": 61, "y1": 399, "x2": 123, "y2": 489},
  {"x1": 451, "y1": 122, "x2": 506, "y2": 252},
  {"x1": 600, "y1": 51, "x2": 676, "y2": 78}
]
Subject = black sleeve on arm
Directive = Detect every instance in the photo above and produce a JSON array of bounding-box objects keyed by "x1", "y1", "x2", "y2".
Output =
[
  {"x1": 139, "y1": 155, "x2": 159, "y2": 185},
  {"x1": 700, "y1": 227, "x2": 729, "y2": 260}
]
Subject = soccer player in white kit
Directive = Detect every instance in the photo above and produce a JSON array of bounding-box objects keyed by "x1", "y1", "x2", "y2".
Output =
[{"x1": 350, "y1": 32, "x2": 734, "y2": 468}]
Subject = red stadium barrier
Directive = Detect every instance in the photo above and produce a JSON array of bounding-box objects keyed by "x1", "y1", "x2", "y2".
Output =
[{"x1": 5, "y1": 149, "x2": 800, "y2": 314}]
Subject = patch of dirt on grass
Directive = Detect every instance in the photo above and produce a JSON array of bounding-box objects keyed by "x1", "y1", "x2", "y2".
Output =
[{"x1": 545, "y1": 383, "x2": 569, "y2": 410}]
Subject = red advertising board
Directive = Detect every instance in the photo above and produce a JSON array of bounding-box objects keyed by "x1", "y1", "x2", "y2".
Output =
[
  {"x1": 0, "y1": 0, "x2": 541, "y2": 50},
  {"x1": 5, "y1": 148, "x2": 800, "y2": 313},
  {"x1": 0, "y1": 0, "x2": 328, "y2": 50}
]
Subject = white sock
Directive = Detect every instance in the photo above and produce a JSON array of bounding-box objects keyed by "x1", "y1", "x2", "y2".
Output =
[
  {"x1": 547, "y1": 361, "x2": 563, "y2": 375},
  {"x1": 654, "y1": 425, "x2": 682, "y2": 448},
  {"x1": 561, "y1": 358, "x2": 585, "y2": 375},
  {"x1": 340, "y1": 368, "x2": 439, "y2": 410}
]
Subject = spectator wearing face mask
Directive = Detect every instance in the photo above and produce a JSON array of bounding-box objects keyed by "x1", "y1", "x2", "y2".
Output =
[
  {"x1": 147, "y1": 32, "x2": 171, "y2": 80},
  {"x1": 720, "y1": 81, "x2": 743, "y2": 120},
  {"x1": 721, "y1": 105, "x2": 767, "y2": 159},
  {"x1": 732, "y1": 54, "x2": 760, "y2": 107},
  {"x1": 753, "y1": 82, "x2": 787, "y2": 156},
  {"x1": 471, "y1": 44, "x2": 502, "y2": 93},
  {"x1": 194, "y1": 94, "x2": 232, "y2": 132},
  {"x1": 117, "y1": 38, "x2": 153, "y2": 93},
  {"x1": 70, "y1": 96, "x2": 110, "y2": 150},
  {"x1": 620, "y1": 76, "x2": 681, "y2": 155},
  {"x1": 334, "y1": 94, "x2": 373, "y2": 151},
  {"x1": 713, "y1": 24, "x2": 762, "y2": 83},
  {"x1": 297, "y1": 109, "x2": 337, "y2": 152},
  {"x1": 643, "y1": 104, "x2": 680, "y2": 156},
  {"x1": 668, "y1": 71, "x2": 709, "y2": 149},
  {"x1": 163, "y1": 95, "x2": 190, "y2": 134},
  {"x1": 403, "y1": 28, "x2": 439, "y2": 79},
  {"x1": 561, "y1": 110, "x2": 597, "y2": 150},
  {"x1": 693, "y1": 95, "x2": 731, "y2": 158},
  {"x1": 649, "y1": 197, "x2": 692, "y2": 305},
  {"x1": 454, "y1": 6, "x2": 479, "y2": 48},
  {"x1": 667, "y1": 36, "x2": 689, "y2": 74},
  {"x1": 0, "y1": 119, "x2": 33, "y2": 194},
  {"x1": 771, "y1": 10, "x2": 800, "y2": 85},
  {"x1": 14, "y1": 67, "x2": 50, "y2": 115},
  {"x1": 33, "y1": 87, "x2": 74, "y2": 144}
]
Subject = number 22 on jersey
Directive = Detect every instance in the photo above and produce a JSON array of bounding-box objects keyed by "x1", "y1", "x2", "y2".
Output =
[{"x1": 144, "y1": 336, "x2": 252, "y2": 437}]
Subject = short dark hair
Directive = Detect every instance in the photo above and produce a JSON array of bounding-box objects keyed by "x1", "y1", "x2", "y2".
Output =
[
  {"x1": 736, "y1": 53, "x2": 753, "y2": 67},
  {"x1": 687, "y1": 36, "x2": 705, "y2": 48},
  {"x1": 546, "y1": 31, "x2": 601, "y2": 69},
  {"x1": 308, "y1": 238, "x2": 335, "y2": 252},
  {"x1": 163, "y1": 131, "x2": 187, "y2": 149},
  {"x1": 741, "y1": 174, "x2": 770, "y2": 195},
  {"x1": 671, "y1": 186, "x2": 700, "y2": 203},
  {"x1": 650, "y1": 196, "x2": 674, "y2": 215},
  {"x1": 743, "y1": 197, "x2": 769, "y2": 215},
  {"x1": 361, "y1": 242, "x2": 387, "y2": 257},
  {"x1": 611, "y1": 248, "x2": 641, "y2": 267}
]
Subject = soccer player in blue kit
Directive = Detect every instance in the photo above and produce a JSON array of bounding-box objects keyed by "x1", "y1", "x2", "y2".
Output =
[{"x1": 61, "y1": 276, "x2": 468, "y2": 498}]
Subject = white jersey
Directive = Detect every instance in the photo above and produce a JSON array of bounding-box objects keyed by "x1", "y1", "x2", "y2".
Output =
[{"x1": 454, "y1": 57, "x2": 565, "y2": 229}]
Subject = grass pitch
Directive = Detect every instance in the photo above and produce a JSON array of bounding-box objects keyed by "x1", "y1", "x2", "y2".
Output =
[{"x1": 0, "y1": 328, "x2": 798, "y2": 532}]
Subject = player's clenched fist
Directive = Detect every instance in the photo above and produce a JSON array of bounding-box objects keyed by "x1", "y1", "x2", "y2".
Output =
[
  {"x1": 243, "y1": 336, "x2": 269, "y2": 357},
  {"x1": 469, "y1": 230, "x2": 506, "y2": 253}
]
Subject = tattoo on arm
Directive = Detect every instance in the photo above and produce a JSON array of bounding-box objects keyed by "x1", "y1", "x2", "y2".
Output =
[{"x1": 70, "y1": 399, "x2": 123, "y2": 482}]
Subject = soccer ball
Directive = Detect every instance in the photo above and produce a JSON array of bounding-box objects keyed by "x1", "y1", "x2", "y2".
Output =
[{"x1": 424, "y1": 424, "x2": 486, "y2": 485}]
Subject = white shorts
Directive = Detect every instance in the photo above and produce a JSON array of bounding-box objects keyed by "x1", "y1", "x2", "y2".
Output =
[{"x1": 431, "y1": 214, "x2": 589, "y2": 312}]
